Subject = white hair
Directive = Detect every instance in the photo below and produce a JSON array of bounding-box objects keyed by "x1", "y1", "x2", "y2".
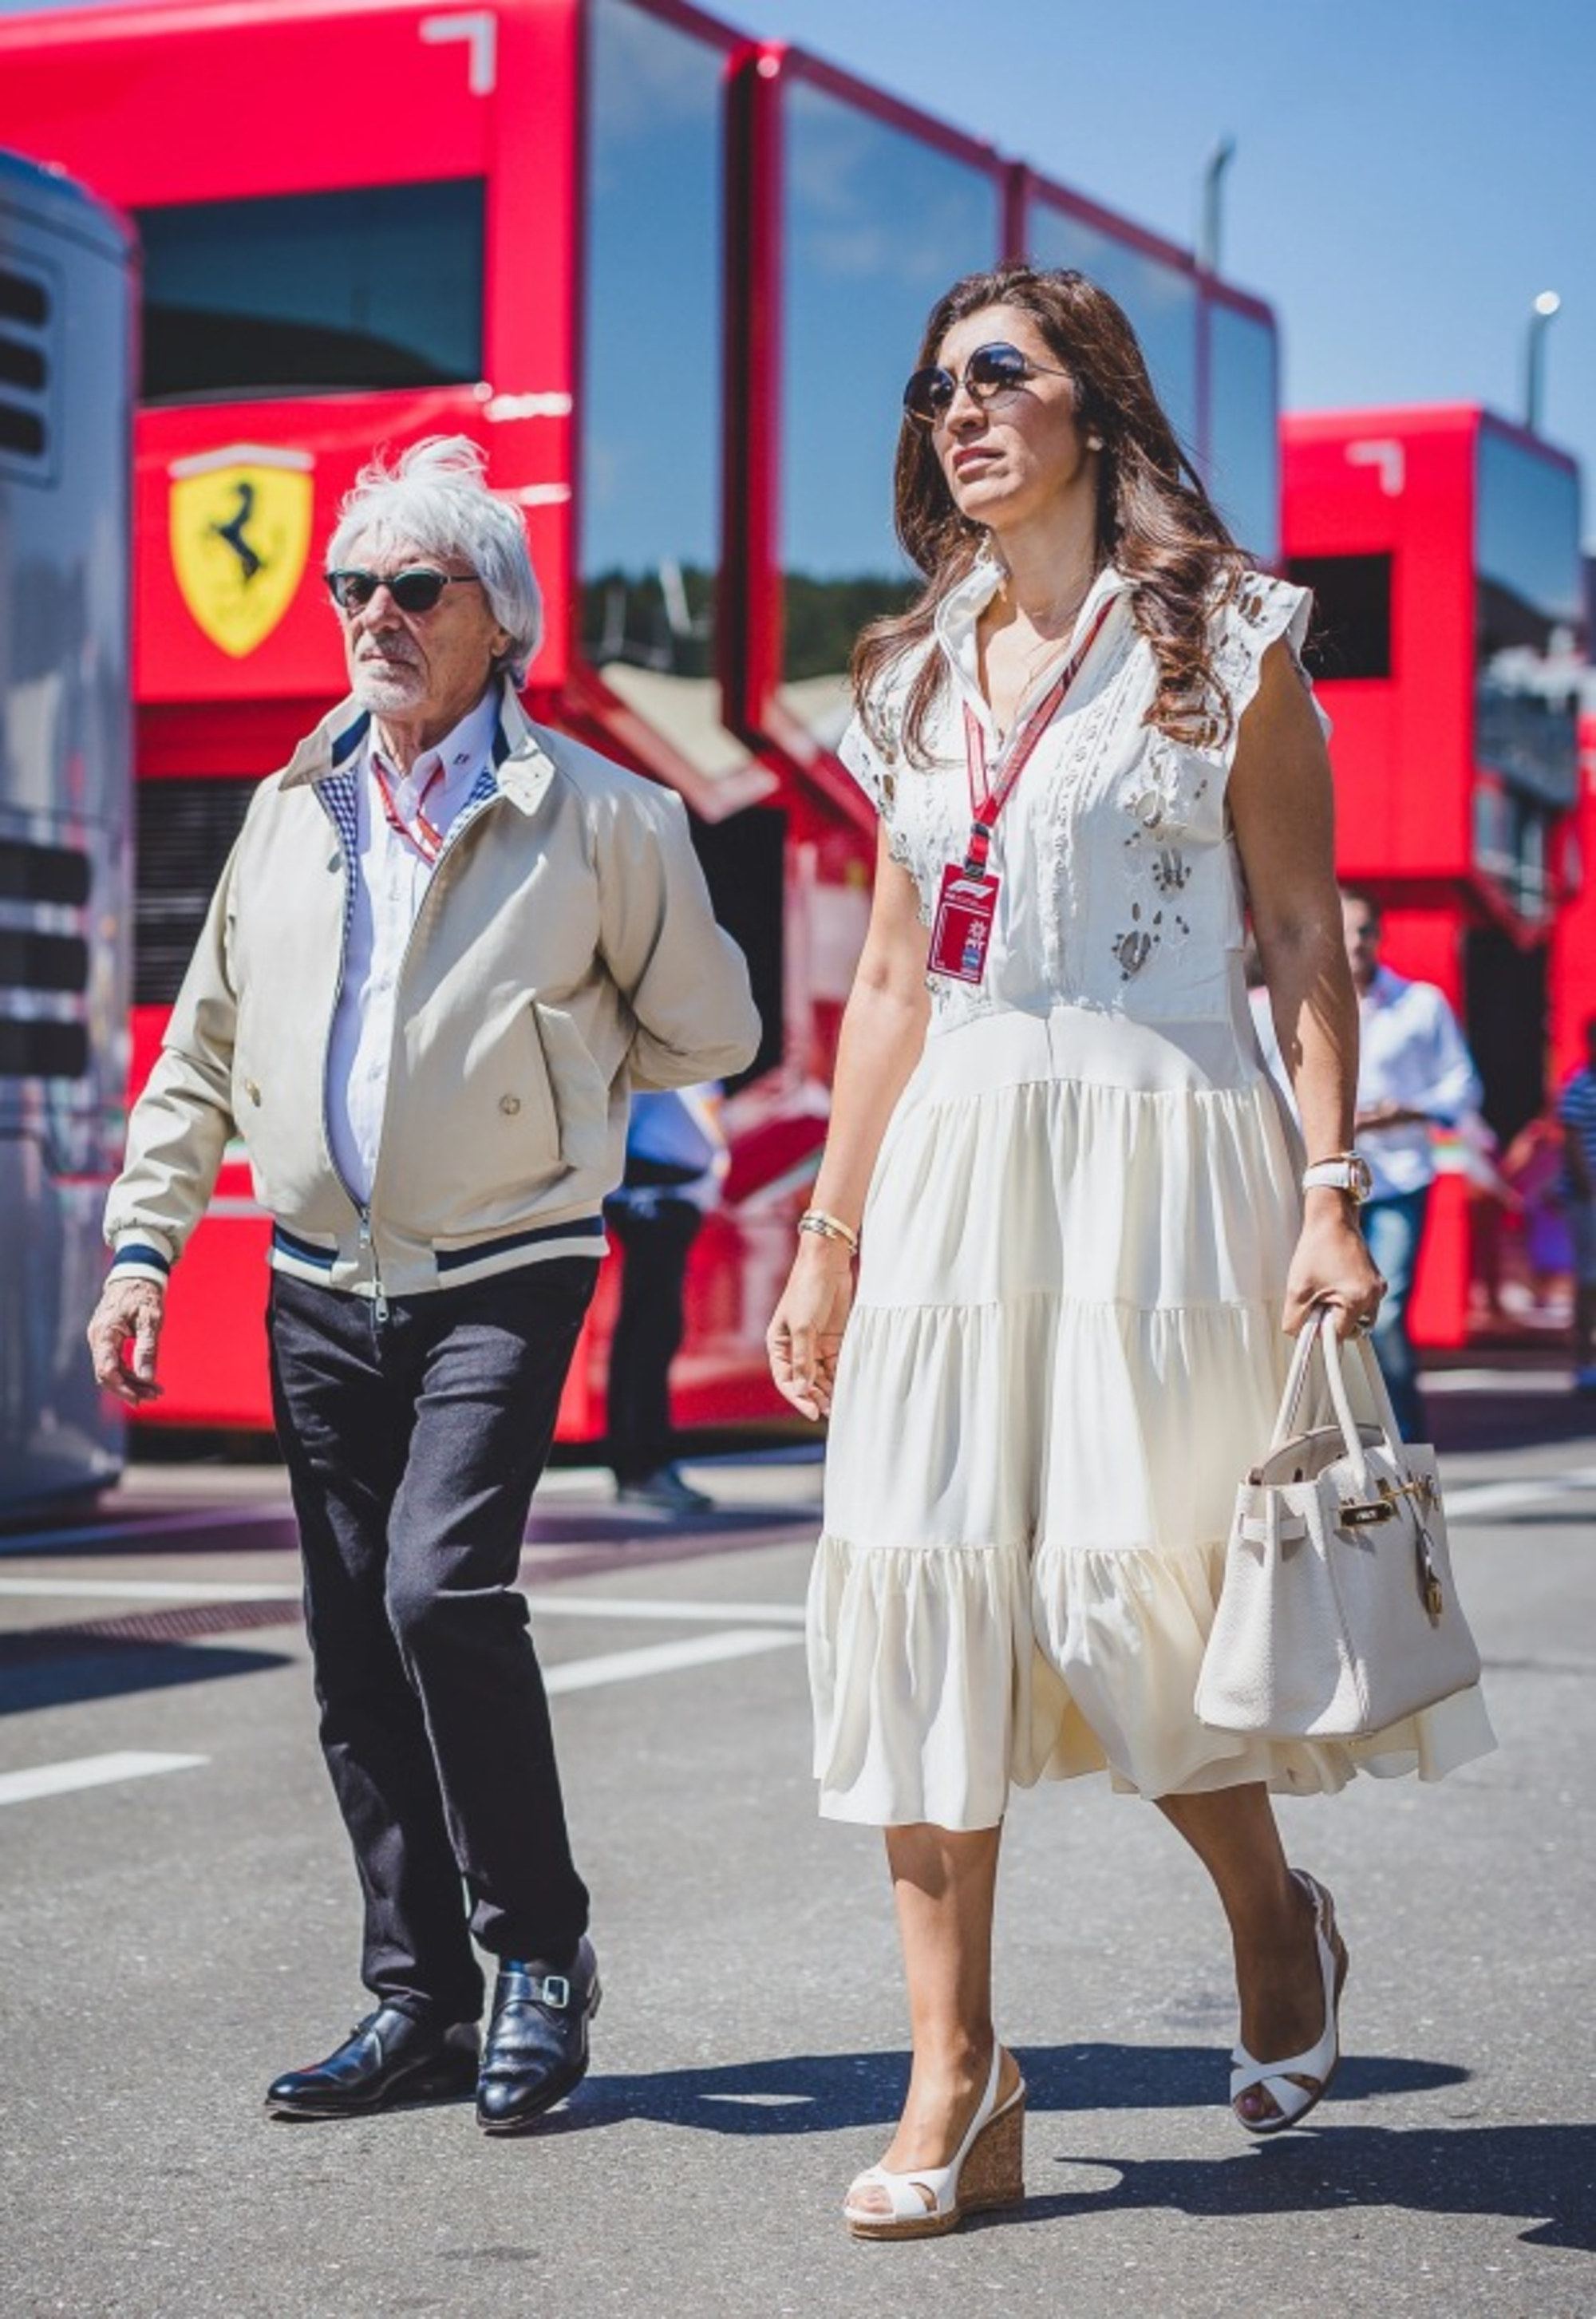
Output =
[{"x1": 326, "y1": 436, "x2": 543, "y2": 685}]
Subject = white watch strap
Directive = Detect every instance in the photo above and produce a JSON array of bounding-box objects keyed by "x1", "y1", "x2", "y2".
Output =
[{"x1": 1302, "y1": 1156, "x2": 1371, "y2": 1201}]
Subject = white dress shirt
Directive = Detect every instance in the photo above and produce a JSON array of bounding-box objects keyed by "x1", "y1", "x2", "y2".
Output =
[
  {"x1": 1354, "y1": 966, "x2": 1481, "y2": 1199},
  {"x1": 326, "y1": 690, "x2": 499, "y2": 1207}
]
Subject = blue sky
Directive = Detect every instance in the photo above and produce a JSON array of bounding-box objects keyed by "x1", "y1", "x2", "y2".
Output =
[
  {"x1": 731, "y1": 0, "x2": 1594, "y2": 543},
  {"x1": 5, "y1": 0, "x2": 1590, "y2": 545}
]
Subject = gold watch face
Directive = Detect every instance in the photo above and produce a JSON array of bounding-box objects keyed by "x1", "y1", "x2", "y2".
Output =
[{"x1": 1348, "y1": 1155, "x2": 1373, "y2": 1203}]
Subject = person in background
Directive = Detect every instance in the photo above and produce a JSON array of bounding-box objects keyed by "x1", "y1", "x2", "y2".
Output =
[
  {"x1": 605, "y1": 1083, "x2": 728, "y2": 1513},
  {"x1": 1341, "y1": 891, "x2": 1481, "y2": 1440},
  {"x1": 87, "y1": 437, "x2": 759, "y2": 2134},
  {"x1": 1557, "y1": 1013, "x2": 1596, "y2": 1391}
]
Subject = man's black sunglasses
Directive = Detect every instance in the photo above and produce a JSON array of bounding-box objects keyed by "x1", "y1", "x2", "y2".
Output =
[
  {"x1": 903, "y1": 341, "x2": 1073, "y2": 426},
  {"x1": 325, "y1": 567, "x2": 484, "y2": 614}
]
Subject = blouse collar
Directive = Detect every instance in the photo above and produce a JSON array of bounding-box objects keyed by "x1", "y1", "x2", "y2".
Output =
[{"x1": 934, "y1": 554, "x2": 1132, "y2": 737}]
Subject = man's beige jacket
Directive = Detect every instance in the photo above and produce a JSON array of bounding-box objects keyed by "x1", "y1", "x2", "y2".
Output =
[{"x1": 105, "y1": 681, "x2": 761, "y2": 1300}]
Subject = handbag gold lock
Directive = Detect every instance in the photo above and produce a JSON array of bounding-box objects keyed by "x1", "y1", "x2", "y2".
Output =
[{"x1": 1337, "y1": 1472, "x2": 1439, "y2": 1533}]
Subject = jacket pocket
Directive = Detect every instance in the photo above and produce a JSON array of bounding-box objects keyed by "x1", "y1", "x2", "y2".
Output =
[{"x1": 532, "y1": 1001, "x2": 612, "y2": 1175}]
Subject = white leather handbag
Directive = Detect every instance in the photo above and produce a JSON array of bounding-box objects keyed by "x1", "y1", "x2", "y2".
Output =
[{"x1": 1195, "y1": 1306, "x2": 1483, "y2": 1740}]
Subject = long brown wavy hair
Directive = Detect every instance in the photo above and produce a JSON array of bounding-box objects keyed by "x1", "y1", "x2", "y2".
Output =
[{"x1": 854, "y1": 263, "x2": 1250, "y2": 763}]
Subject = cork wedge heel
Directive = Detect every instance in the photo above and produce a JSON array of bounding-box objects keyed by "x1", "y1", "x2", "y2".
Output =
[{"x1": 843, "y1": 2045, "x2": 1026, "y2": 2241}]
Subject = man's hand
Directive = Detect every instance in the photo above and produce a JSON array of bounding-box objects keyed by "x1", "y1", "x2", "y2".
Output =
[{"x1": 86, "y1": 1277, "x2": 166, "y2": 1406}]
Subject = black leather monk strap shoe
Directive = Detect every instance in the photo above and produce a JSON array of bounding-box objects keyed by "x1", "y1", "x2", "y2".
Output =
[
  {"x1": 265, "y1": 2006, "x2": 480, "y2": 2120},
  {"x1": 476, "y1": 1938, "x2": 601, "y2": 2134}
]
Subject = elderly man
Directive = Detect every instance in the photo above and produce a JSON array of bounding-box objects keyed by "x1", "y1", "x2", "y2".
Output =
[{"x1": 87, "y1": 437, "x2": 760, "y2": 2131}]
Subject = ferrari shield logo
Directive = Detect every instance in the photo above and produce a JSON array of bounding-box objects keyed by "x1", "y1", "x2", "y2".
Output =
[{"x1": 169, "y1": 445, "x2": 314, "y2": 656}]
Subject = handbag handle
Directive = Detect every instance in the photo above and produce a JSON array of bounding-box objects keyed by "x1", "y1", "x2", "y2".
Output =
[{"x1": 1268, "y1": 1303, "x2": 1408, "y2": 1487}]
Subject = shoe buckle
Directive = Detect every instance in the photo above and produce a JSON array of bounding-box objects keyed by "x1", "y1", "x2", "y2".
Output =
[{"x1": 539, "y1": 1974, "x2": 571, "y2": 2009}]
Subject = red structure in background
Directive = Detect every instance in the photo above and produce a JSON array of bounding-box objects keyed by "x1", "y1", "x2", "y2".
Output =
[
  {"x1": 1283, "y1": 405, "x2": 1585, "y2": 1347},
  {"x1": 0, "y1": 0, "x2": 1284, "y2": 1437},
  {"x1": 1551, "y1": 556, "x2": 1596, "y2": 1080}
]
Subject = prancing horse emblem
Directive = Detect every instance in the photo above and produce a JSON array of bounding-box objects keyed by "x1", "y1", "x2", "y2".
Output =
[
  {"x1": 208, "y1": 481, "x2": 267, "y2": 585},
  {"x1": 169, "y1": 444, "x2": 314, "y2": 658}
]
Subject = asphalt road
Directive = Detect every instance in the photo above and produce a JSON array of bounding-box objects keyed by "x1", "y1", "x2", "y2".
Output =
[{"x1": 2, "y1": 1378, "x2": 1594, "y2": 2319}]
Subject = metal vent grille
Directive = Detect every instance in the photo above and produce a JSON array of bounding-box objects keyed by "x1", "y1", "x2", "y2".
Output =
[
  {"x1": 0, "y1": 263, "x2": 53, "y2": 480},
  {"x1": 134, "y1": 776, "x2": 259, "y2": 1007}
]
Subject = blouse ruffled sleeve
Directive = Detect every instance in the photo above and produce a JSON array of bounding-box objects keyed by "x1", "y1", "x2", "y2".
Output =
[{"x1": 1212, "y1": 573, "x2": 1332, "y2": 765}]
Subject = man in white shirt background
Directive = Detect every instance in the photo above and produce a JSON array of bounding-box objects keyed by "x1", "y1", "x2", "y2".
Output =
[{"x1": 1341, "y1": 890, "x2": 1482, "y2": 1439}]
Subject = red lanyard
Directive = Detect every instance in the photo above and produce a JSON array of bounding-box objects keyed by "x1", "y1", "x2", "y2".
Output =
[
  {"x1": 373, "y1": 757, "x2": 444, "y2": 865},
  {"x1": 960, "y1": 596, "x2": 1113, "y2": 873}
]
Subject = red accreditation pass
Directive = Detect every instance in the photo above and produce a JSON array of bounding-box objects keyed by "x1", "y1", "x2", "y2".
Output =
[{"x1": 929, "y1": 863, "x2": 1000, "y2": 983}]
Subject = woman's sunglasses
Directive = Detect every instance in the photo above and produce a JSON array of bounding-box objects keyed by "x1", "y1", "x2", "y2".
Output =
[
  {"x1": 324, "y1": 567, "x2": 484, "y2": 614},
  {"x1": 903, "y1": 342, "x2": 1073, "y2": 427}
]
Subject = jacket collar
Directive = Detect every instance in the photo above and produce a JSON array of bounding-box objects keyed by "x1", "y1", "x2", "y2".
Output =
[{"x1": 280, "y1": 676, "x2": 559, "y2": 817}]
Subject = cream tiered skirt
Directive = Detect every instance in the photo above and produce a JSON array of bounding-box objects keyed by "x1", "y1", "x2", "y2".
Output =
[{"x1": 809, "y1": 1001, "x2": 1496, "y2": 1828}]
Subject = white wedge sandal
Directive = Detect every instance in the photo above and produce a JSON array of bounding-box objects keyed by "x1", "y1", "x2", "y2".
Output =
[
  {"x1": 843, "y1": 2044, "x2": 1026, "y2": 2241},
  {"x1": 1231, "y1": 1870, "x2": 1349, "y2": 2135}
]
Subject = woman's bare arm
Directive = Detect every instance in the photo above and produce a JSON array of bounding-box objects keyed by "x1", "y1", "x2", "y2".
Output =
[{"x1": 1230, "y1": 638, "x2": 1385, "y2": 1335}]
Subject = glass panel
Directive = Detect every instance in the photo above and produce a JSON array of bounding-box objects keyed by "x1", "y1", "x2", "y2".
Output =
[
  {"x1": 1204, "y1": 300, "x2": 1278, "y2": 563},
  {"x1": 778, "y1": 84, "x2": 1000, "y2": 751},
  {"x1": 1026, "y1": 203, "x2": 1199, "y2": 462},
  {"x1": 1286, "y1": 553, "x2": 1393, "y2": 680},
  {"x1": 579, "y1": 0, "x2": 726, "y2": 767},
  {"x1": 1476, "y1": 426, "x2": 1582, "y2": 811},
  {"x1": 1472, "y1": 779, "x2": 1555, "y2": 922},
  {"x1": 136, "y1": 183, "x2": 484, "y2": 401}
]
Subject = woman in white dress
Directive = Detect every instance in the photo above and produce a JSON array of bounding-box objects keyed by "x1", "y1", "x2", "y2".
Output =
[{"x1": 765, "y1": 267, "x2": 1494, "y2": 2241}]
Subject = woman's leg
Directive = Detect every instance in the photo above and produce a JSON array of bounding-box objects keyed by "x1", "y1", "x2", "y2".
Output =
[
  {"x1": 1156, "y1": 1783, "x2": 1333, "y2": 2126},
  {"x1": 848, "y1": 1820, "x2": 1023, "y2": 2210}
]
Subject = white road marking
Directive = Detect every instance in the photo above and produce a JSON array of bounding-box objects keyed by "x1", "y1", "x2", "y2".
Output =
[
  {"x1": 0, "y1": 1579, "x2": 804, "y2": 1623},
  {"x1": 1444, "y1": 1464, "x2": 1596, "y2": 1520},
  {"x1": 0, "y1": 1576, "x2": 302, "y2": 1602},
  {"x1": 0, "y1": 1752, "x2": 207, "y2": 1807},
  {"x1": 545, "y1": 1629, "x2": 804, "y2": 1693},
  {"x1": 523, "y1": 1594, "x2": 805, "y2": 1627}
]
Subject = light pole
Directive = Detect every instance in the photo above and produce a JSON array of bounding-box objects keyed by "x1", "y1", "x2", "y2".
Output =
[
  {"x1": 1199, "y1": 136, "x2": 1235, "y2": 275},
  {"x1": 1524, "y1": 290, "x2": 1561, "y2": 433}
]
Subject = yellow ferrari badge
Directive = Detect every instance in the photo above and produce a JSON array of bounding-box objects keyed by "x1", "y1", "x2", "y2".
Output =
[{"x1": 169, "y1": 445, "x2": 314, "y2": 657}]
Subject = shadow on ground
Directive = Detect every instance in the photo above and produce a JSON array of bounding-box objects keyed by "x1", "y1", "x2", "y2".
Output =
[
  {"x1": 0, "y1": 1632, "x2": 292, "y2": 1713},
  {"x1": 502, "y1": 2045, "x2": 1587, "y2": 2249}
]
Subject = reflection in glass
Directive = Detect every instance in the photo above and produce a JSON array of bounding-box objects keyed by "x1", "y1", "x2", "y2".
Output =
[
  {"x1": 779, "y1": 85, "x2": 999, "y2": 750},
  {"x1": 1204, "y1": 300, "x2": 1278, "y2": 563},
  {"x1": 136, "y1": 183, "x2": 484, "y2": 401},
  {"x1": 580, "y1": 0, "x2": 731, "y2": 772},
  {"x1": 1027, "y1": 204, "x2": 1199, "y2": 462},
  {"x1": 1475, "y1": 425, "x2": 1581, "y2": 813}
]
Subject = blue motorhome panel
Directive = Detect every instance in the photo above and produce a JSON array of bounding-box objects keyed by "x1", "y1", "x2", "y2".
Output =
[{"x1": 0, "y1": 149, "x2": 135, "y2": 1511}]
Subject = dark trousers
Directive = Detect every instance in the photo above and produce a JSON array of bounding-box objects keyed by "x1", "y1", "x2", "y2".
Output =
[
  {"x1": 267, "y1": 1259, "x2": 597, "y2": 2025},
  {"x1": 603, "y1": 1195, "x2": 702, "y2": 1483}
]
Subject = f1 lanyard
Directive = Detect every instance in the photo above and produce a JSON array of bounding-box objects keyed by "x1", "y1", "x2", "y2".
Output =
[
  {"x1": 373, "y1": 756, "x2": 445, "y2": 866},
  {"x1": 960, "y1": 596, "x2": 1113, "y2": 874}
]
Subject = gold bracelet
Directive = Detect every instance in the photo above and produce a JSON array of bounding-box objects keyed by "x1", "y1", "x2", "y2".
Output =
[{"x1": 797, "y1": 1208, "x2": 860, "y2": 1255}]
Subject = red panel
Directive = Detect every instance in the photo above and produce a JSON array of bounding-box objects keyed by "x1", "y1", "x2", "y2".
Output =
[
  {"x1": 1282, "y1": 408, "x2": 1479, "y2": 894},
  {"x1": 1551, "y1": 725, "x2": 1596, "y2": 1077},
  {"x1": 0, "y1": 0, "x2": 492, "y2": 202}
]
